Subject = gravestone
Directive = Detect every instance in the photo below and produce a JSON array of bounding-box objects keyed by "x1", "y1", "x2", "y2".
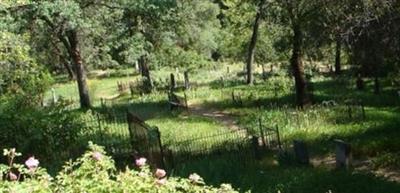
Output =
[
  {"x1": 293, "y1": 140, "x2": 309, "y2": 164},
  {"x1": 51, "y1": 88, "x2": 57, "y2": 104},
  {"x1": 334, "y1": 139, "x2": 352, "y2": 169},
  {"x1": 134, "y1": 61, "x2": 139, "y2": 72}
]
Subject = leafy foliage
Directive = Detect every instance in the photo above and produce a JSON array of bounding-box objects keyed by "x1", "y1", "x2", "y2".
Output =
[{"x1": 0, "y1": 143, "x2": 238, "y2": 193}]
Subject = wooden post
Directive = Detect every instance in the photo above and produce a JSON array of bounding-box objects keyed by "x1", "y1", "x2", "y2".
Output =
[
  {"x1": 129, "y1": 81, "x2": 135, "y2": 97},
  {"x1": 274, "y1": 85, "x2": 278, "y2": 98},
  {"x1": 356, "y1": 74, "x2": 364, "y2": 90},
  {"x1": 276, "y1": 125, "x2": 282, "y2": 150},
  {"x1": 347, "y1": 104, "x2": 352, "y2": 119},
  {"x1": 184, "y1": 92, "x2": 188, "y2": 110},
  {"x1": 360, "y1": 101, "x2": 366, "y2": 120},
  {"x1": 96, "y1": 112, "x2": 104, "y2": 141},
  {"x1": 100, "y1": 98, "x2": 105, "y2": 109},
  {"x1": 170, "y1": 73, "x2": 176, "y2": 91},
  {"x1": 262, "y1": 64, "x2": 267, "y2": 81},
  {"x1": 155, "y1": 127, "x2": 166, "y2": 169},
  {"x1": 184, "y1": 71, "x2": 190, "y2": 90}
]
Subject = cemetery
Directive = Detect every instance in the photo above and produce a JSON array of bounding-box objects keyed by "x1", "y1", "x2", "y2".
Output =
[{"x1": 1, "y1": 1, "x2": 400, "y2": 192}]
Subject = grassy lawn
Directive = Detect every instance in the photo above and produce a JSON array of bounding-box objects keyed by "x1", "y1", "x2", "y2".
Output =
[{"x1": 46, "y1": 63, "x2": 400, "y2": 192}]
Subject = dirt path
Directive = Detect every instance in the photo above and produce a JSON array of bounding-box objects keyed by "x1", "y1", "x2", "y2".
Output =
[
  {"x1": 189, "y1": 103, "x2": 242, "y2": 131},
  {"x1": 311, "y1": 155, "x2": 400, "y2": 183}
]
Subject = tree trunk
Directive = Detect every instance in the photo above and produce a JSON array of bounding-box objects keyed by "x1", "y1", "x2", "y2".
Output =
[
  {"x1": 67, "y1": 30, "x2": 91, "y2": 109},
  {"x1": 246, "y1": 0, "x2": 264, "y2": 85},
  {"x1": 335, "y1": 35, "x2": 342, "y2": 75},
  {"x1": 63, "y1": 60, "x2": 75, "y2": 80},
  {"x1": 291, "y1": 24, "x2": 310, "y2": 107},
  {"x1": 139, "y1": 55, "x2": 153, "y2": 91}
]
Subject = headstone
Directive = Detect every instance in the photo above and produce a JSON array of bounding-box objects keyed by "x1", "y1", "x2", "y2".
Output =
[
  {"x1": 134, "y1": 61, "x2": 139, "y2": 72},
  {"x1": 334, "y1": 139, "x2": 352, "y2": 169},
  {"x1": 293, "y1": 140, "x2": 309, "y2": 164}
]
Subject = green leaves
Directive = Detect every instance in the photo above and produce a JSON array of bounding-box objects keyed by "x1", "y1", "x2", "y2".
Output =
[{"x1": 0, "y1": 143, "x2": 239, "y2": 193}]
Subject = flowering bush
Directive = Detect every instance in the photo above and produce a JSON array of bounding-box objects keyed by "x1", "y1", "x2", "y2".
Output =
[{"x1": 0, "y1": 142, "x2": 238, "y2": 193}]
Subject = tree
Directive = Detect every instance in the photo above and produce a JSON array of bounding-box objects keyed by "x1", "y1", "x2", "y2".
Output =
[
  {"x1": 246, "y1": 0, "x2": 266, "y2": 85},
  {"x1": 275, "y1": 0, "x2": 329, "y2": 107},
  {"x1": 5, "y1": 1, "x2": 124, "y2": 108}
]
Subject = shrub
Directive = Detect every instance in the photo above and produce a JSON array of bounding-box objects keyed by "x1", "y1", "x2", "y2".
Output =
[
  {"x1": 0, "y1": 143, "x2": 238, "y2": 193},
  {"x1": 0, "y1": 99, "x2": 87, "y2": 170}
]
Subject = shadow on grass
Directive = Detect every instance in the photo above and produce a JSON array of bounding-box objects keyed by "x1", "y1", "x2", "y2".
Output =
[
  {"x1": 202, "y1": 93, "x2": 297, "y2": 110},
  {"x1": 292, "y1": 108, "x2": 400, "y2": 157},
  {"x1": 171, "y1": 153, "x2": 400, "y2": 193},
  {"x1": 313, "y1": 79, "x2": 400, "y2": 108}
]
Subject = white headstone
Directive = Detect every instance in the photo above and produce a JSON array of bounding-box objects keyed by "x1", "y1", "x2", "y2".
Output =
[{"x1": 51, "y1": 88, "x2": 57, "y2": 104}]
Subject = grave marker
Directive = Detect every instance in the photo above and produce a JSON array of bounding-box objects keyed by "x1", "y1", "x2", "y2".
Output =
[
  {"x1": 334, "y1": 139, "x2": 352, "y2": 169},
  {"x1": 293, "y1": 140, "x2": 309, "y2": 164}
]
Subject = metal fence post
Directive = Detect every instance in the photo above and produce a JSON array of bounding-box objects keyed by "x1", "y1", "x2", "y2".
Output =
[
  {"x1": 258, "y1": 118, "x2": 267, "y2": 148},
  {"x1": 276, "y1": 125, "x2": 282, "y2": 150}
]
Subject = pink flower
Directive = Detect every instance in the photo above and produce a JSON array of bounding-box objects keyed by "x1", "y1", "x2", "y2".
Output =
[
  {"x1": 135, "y1": 157, "x2": 147, "y2": 167},
  {"x1": 155, "y1": 169, "x2": 166, "y2": 178},
  {"x1": 25, "y1": 156, "x2": 39, "y2": 169},
  {"x1": 155, "y1": 178, "x2": 167, "y2": 186},
  {"x1": 9, "y1": 172, "x2": 17, "y2": 181},
  {"x1": 92, "y1": 152, "x2": 103, "y2": 161},
  {"x1": 189, "y1": 173, "x2": 202, "y2": 183}
]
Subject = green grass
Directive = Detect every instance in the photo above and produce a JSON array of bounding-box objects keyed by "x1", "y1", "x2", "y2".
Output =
[
  {"x1": 47, "y1": 63, "x2": 400, "y2": 192},
  {"x1": 173, "y1": 159, "x2": 400, "y2": 193}
]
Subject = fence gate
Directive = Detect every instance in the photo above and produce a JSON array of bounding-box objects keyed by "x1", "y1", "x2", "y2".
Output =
[{"x1": 127, "y1": 112, "x2": 165, "y2": 168}]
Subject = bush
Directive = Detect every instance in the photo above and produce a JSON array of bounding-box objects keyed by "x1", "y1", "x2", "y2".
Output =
[
  {"x1": 0, "y1": 99, "x2": 87, "y2": 170},
  {"x1": 0, "y1": 143, "x2": 238, "y2": 193}
]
